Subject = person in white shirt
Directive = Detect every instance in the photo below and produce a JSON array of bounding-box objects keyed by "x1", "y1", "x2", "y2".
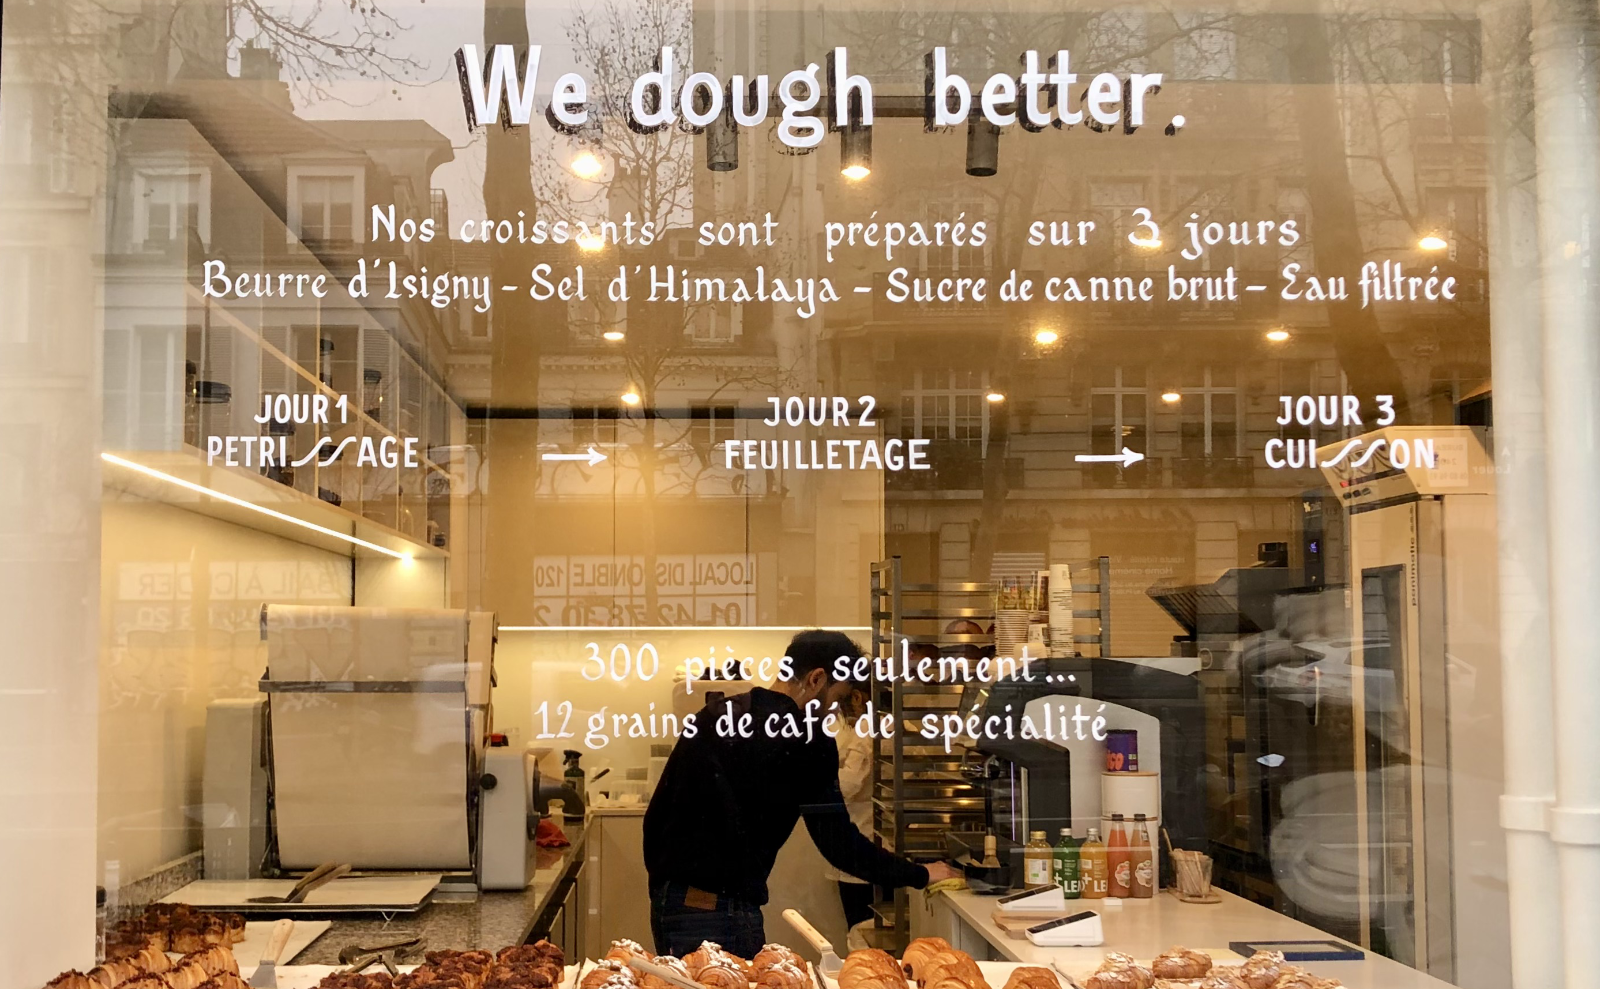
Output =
[{"x1": 823, "y1": 685, "x2": 878, "y2": 929}]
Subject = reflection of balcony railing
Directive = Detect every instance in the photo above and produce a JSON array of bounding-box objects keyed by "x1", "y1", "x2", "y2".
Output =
[
  {"x1": 1174, "y1": 456, "x2": 1255, "y2": 487},
  {"x1": 885, "y1": 438, "x2": 984, "y2": 491}
]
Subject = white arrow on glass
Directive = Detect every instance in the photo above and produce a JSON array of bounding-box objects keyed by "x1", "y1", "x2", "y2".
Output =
[
  {"x1": 542, "y1": 446, "x2": 607, "y2": 467},
  {"x1": 1075, "y1": 447, "x2": 1145, "y2": 468}
]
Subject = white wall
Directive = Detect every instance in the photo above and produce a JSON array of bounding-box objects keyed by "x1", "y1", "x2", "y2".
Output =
[{"x1": 97, "y1": 495, "x2": 353, "y2": 884}]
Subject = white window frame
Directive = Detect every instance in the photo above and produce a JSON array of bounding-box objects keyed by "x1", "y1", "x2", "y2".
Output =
[
  {"x1": 901, "y1": 368, "x2": 991, "y2": 447},
  {"x1": 286, "y1": 164, "x2": 364, "y2": 246},
  {"x1": 133, "y1": 166, "x2": 212, "y2": 248},
  {"x1": 1090, "y1": 365, "x2": 1148, "y2": 453},
  {"x1": 1179, "y1": 366, "x2": 1241, "y2": 457}
]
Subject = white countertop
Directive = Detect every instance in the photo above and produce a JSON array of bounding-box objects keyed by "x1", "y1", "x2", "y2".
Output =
[{"x1": 937, "y1": 889, "x2": 1460, "y2": 989}]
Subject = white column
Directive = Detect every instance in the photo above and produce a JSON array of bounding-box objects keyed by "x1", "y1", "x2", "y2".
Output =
[
  {"x1": 1484, "y1": 1, "x2": 1564, "y2": 985},
  {"x1": 1531, "y1": 0, "x2": 1600, "y2": 983}
]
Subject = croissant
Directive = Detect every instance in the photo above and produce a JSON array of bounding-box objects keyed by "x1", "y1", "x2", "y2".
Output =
[
  {"x1": 582, "y1": 961, "x2": 634, "y2": 989},
  {"x1": 754, "y1": 945, "x2": 804, "y2": 972},
  {"x1": 1151, "y1": 948, "x2": 1211, "y2": 981},
  {"x1": 922, "y1": 951, "x2": 982, "y2": 989},
  {"x1": 47, "y1": 973, "x2": 99, "y2": 989},
  {"x1": 164, "y1": 963, "x2": 212, "y2": 989},
  {"x1": 838, "y1": 951, "x2": 907, "y2": 989},
  {"x1": 197, "y1": 977, "x2": 250, "y2": 989},
  {"x1": 608, "y1": 940, "x2": 650, "y2": 964},
  {"x1": 1195, "y1": 973, "x2": 1250, "y2": 989},
  {"x1": 899, "y1": 939, "x2": 952, "y2": 985},
  {"x1": 88, "y1": 962, "x2": 143, "y2": 988},
  {"x1": 119, "y1": 978, "x2": 170, "y2": 989},
  {"x1": 1269, "y1": 975, "x2": 1338, "y2": 989},
  {"x1": 754, "y1": 962, "x2": 807, "y2": 989},
  {"x1": 1237, "y1": 953, "x2": 1290, "y2": 989},
  {"x1": 999, "y1": 967, "x2": 1059, "y2": 989},
  {"x1": 181, "y1": 948, "x2": 239, "y2": 978},
  {"x1": 696, "y1": 962, "x2": 749, "y2": 989},
  {"x1": 642, "y1": 955, "x2": 694, "y2": 989}
]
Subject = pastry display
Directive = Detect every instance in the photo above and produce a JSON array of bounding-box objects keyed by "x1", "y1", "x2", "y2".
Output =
[
  {"x1": 921, "y1": 951, "x2": 988, "y2": 989},
  {"x1": 1151, "y1": 948, "x2": 1211, "y2": 981},
  {"x1": 46, "y1": 975, "x2": 98, "y2": 989},
  {"x1": 1195, "y1": 973, "x2": 1250, "y2": 989},
  {"x1": 1268, "y1": 974, "x2": 1339, "y2": 989},
  {"x1": 315, "y1": 976, "x2": 394, "y2": 989},
  {"x1": 898, "y1": 939, "x2": 952, "y2": 985},
  {"x1": 837, "y1": 949, "x2": 908, "y2": 989},
  {"x1": 997, "y1": 967, "x2": 1059, "y2": 989}
]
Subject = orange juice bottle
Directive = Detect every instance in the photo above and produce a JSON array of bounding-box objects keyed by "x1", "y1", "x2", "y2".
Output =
[
  {"x1": 1107, "y1": 814, "x2": 1132, "y2": 897},
  {"x1": 1079, "y1": 828, "x2": 1108, "y2": 898},
  {"x1": 1130, "y1": 814, "x2": 1155, "y2": 898}
]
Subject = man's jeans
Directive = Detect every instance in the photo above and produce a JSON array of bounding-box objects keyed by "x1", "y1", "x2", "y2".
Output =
[{"x1": 649, "y1": 880, "x2": 766, "y2": 958}]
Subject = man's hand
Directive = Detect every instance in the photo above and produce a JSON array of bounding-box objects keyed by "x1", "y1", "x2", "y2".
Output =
[{"x1": 924, "y1": 860, "x2": 963, "y2": 885}]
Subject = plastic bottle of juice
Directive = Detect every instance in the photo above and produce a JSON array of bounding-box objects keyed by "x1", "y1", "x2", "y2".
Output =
[
  {"x1": 1107, "y1": 814, "x2": 1132, "y2": 897},
  {"x1": 1079, "y1": 828, "x2": 1108, "y2": 898},
  {"x1": 1054, "y1": 828, "x2": 1080, "y2": 898},
  {"x1": 1131, "y1": 814, "x2": 1155, "y2": 898}
]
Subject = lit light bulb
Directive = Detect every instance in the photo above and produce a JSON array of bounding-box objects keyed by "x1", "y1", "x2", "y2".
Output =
[
  {"x1": 1161, "y1": 390, "x2": 1182, "y2": 404},
  {"x1": 620, "y1": 390, "x2": 641, "y2": 406},
  {"x1": 576, "y1": 231, "x2": 605, "y2": 251},
  {"x1": 1265, "y1": 329, "x2": 1290, "y2": 343},
  {"x1": 602, "y1": 330, "x2": 625, "y2": 342},
  {"x1": 841, "y1": 164, "x2": 871, "y2": 181},
  {"x1": 1034, "y1": 328, "x2": 1060, "y2": 345},
  {"x1": 1418, "y1": 234, "x2": 1448, "y2": 251},
  {"x1": 570, "y1": 152, "x2": 603, "y2": 179},
  {"x1": 985, "y1": 392, "x2": 1006, "y2": 403}
]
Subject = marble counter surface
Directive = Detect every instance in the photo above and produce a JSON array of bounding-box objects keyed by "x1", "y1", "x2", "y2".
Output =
[
  {"x1": 287, "y1": 823, "x2": 588, "y2": 964},
  {"x1": 935, "y1": 887, "x2": 1459, "y2": 989}
]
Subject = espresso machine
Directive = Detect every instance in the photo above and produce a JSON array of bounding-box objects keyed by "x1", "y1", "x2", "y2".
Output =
[{"x1": 951, "y1": 656, "x2": 1205, "y2": 888}]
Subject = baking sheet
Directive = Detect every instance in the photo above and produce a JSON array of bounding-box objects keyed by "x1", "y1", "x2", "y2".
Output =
[
  {"x1": 234, "y1": 920, "x2": 332, "y2": 966},
  {"x1": 159, "y1": 876, "x2": 441, "y2": 913}
]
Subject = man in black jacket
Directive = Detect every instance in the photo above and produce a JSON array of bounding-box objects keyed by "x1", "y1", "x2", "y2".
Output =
[{"x1": 643, "y1": 629, "x2": 959, "y2": 957}]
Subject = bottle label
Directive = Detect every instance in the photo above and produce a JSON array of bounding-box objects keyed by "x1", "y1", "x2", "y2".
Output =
[
  {"x1": 1134, "y1": 860, "x2": 1154, "y2": 892},
  {"x1": 1027, "y1": 858, "x2": 1051, "y2": 885},
  {"x1": 1113, "y1": 861, "x2": 1131, "y2": 889}
]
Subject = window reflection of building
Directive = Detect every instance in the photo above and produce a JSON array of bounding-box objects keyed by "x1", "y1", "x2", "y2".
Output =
[
  {"x1": 288, "y1": 169, "x2": 360, "y2": 247},
  {"x1": 570, "y1": 405, "x2": 619, "y2": 447},
  {"x1": 1090, "y1": 365, "x2": 1148, "y2": 457},
  {"x1": 900, "y1": 368, "x2": 990, "y2": 446}
]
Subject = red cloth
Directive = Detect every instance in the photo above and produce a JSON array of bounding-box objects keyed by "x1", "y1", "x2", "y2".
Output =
[{"x1": 535, "y1": 817, "x2": 571, "y2": 847}]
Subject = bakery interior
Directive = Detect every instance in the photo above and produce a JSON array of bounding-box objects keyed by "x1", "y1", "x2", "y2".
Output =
[{"x1": 10, "y1": 0, "x2": 1600, "y2": 987}]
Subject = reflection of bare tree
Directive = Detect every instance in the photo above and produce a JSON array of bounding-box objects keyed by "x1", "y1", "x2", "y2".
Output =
[
  {"x1": 532, "y1": 0, "x2": 800, "y2": 620},
  {"x1": 225, "y1": 0, "x2": 427, "y2": 99}
]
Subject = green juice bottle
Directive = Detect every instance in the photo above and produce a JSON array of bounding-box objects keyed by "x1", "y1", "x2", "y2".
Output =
[{"x1": 1054, "y1": 827, "x2": 1081, "y2": 898}]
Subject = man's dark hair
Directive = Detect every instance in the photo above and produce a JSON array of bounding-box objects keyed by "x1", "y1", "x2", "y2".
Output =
[{"x1": 785, "y1": 629, "x2": 863, "y2": 680}]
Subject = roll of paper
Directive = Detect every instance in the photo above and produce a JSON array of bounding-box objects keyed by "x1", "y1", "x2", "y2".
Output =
[
  {"x1": 1048, "y1": 564, "x2": 1074, "y2": 648},
  {"x1": 1100, "y1": 771, "x2": 1162, "y2": 821}
]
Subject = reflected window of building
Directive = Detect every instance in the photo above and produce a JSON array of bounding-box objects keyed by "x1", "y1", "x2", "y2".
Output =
[
  {"x1": 1090, "y1": 365, "x2": 1148, "y2": 455},
  {"x1": 1179, "y1": 366, "x2": 1240, "y2": 458},
  {"x1": 901, "y1": 368, "x2": 990, "y2": 447},
  {"x1": 690, "y1": 404, "x2": 737, "y2": 459},
  {"x1": 687, "y1": 300, "x2": 742, "y2": 345},
  {"x1": 135, "y1": 168, "x2": 209, "y2": 249},
  {"x1": 571, "y1": 404, "x2": 619, "y2": 447},
  {"x1": 289, "y1": 168, "x2": 361, "y2": 247}
]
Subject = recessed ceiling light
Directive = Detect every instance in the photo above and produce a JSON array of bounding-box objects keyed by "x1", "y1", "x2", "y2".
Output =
[
  {"x1": 570, "y1": 152, "x2": 603, "y2": 179},
  {"x1": 985, "y1": 392, "x2": 1006, "y2": 403},
  {"x1": 620, "y1": 390, "x2": 641, "y2": 406},
  {"x1": 841, "y1": 164, "x2": 871, "y2": 181},
  {"x1": 1034, "y1": 329, "x2": 1059, "y2": 345},
  {"x1": 1418, "y1": 234, "x2": 1448, "y2": 251},
  {"x1": 575, "y1": 232, "x2": 604, "y2": 251},
  {"x1": 1265, "y1": 328, "x2": 1290, "y2": 343},
  {"x1": 1161, "y1": 390, "x2": 1182, "y2": 403},
  {"x1": 602, "y1": 330, "x2": 625, "y2": 342}
]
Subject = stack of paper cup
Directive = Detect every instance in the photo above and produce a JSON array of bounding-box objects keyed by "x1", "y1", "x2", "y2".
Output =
[{"x1": 1048, "y1": 564, "x2": 1074, "y2": 653}]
